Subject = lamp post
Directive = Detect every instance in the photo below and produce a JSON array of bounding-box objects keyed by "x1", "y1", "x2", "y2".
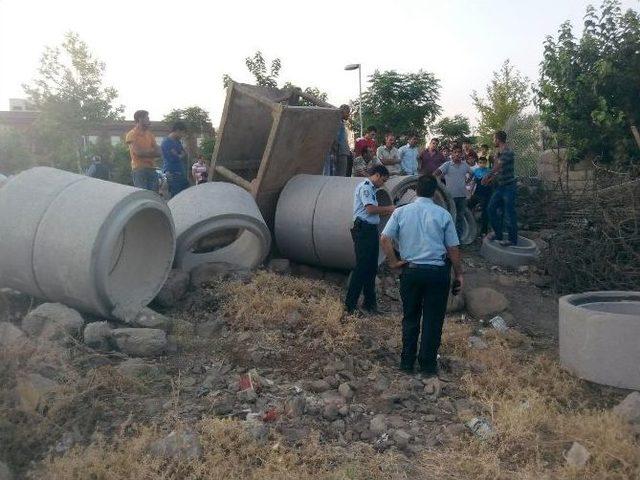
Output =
[{"x1": 344, "y1": 63, "x2": 363, "y2": 138}]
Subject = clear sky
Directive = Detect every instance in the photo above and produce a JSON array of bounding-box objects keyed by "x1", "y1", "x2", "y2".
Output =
[{"x1": 0, "y1": 0, "x2": 638, "y2": 130}]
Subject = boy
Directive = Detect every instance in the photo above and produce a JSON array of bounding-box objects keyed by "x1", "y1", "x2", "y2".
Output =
[{"x1": 468, "y1": 156, "x2": 493, "y2": 236}]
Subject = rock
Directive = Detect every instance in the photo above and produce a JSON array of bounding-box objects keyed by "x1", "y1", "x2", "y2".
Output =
[
  {"x1": 154, "y1": 269, "x2": 190, "y2": 307},
  {"x1": 370, "y1": 414, "x2": 387, "y2": 435},
  {"x1": 374, "y1": 376, "x2": 391, "y2": 393},
  {"x1": 83, "y1": 321, "x2": 113, "y2": 350},
  {"x1": 531, "y1": 274, "x2": 552, "y2": 288},
  {"x1": 393, "y1": 429, "x2": 411, "y2": 448},
  {"x1": 331, "y1": 419, "x2": 346, "y2": 434},
  {"x1": 533, "y1": 238, "x2": 549, "y2": 251},
  {"x1": 497, "y1": 275, "x2": 517, "y2": 287},
  {"x1": 338, "y1": 382, "x2": 354, "y2": 400},
  {"x1": 464, "y1": 288, "x2": 509, "y2": 318},
  {"x1": 130, "y1": 308, "x2": 172, "y2": 331},
  {"x1": 0, "y1": 322, "x2": 26, "y2": 348},
  {"x1": 202, "y1": 365, "x2": 231, "y2": 389},
  {"x1": 565, "y1": 442, "x2": 590, "y2": 468},
  {"x1": 446, "y1": 292, "x2": 465, "y2": 313},
  {"x1": 307, "y1": 379, "x2": 331, "y2": 393},
  {"x1": 112, "y1": 328, "x2": 167, "y2": 357},
  {"x1": 196, "y1": 316, "x2": 226, "y2": 338},
  {"x1": 466, "y1": 417, "x2": 496, "y2": 440},
  {"x1": 268, "y1": 258, "x2": 291, "y2": 275},
  {"x1": 248, "y1": 423, "x2": 269, "y2": 444},
  {"x1": 285, "y1": 396, "x2": 306, "y2": 417},
  {"x1": 237, "y1": 388, "x2": 257, "y2": 403},
  {"x1": 21, "y1": 303, "x2": 84, "y2": 342},
  {"x1": 149, "y1": 430, "x2": 202, "y2": 459},
  {"x1": 15, "y1": 373, "x2": 59, "y2": 413},
  {"x1": 210, "y1": 393, "x2": 234, "y2": 415},
  {"x1": 0, "y1": 461, "x2": 14, "y2": 480},
  {"x1": 612, "y1": 392, "x2": 640, "y2": 424},
  {"x1": 116, "y1": 358, "x2": 160, "y2": 378},
  {"x1": 468, "y1": 336, "x2": 488, "y2": 350},
  {"x1": 323, "y1": 403, "x2": 340, "y2": 420},
  {"x1": 190, "y1": 262, "x2": 250, "y2": 288}
]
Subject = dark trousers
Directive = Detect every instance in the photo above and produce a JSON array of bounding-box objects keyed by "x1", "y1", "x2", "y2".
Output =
[
  {"x1": 166, "y1": 171, "x2": 190, "y2": 198},
  {"x1": 453, "y1": 197, "x2": 467, "y2": 238},
  {"x1": 345, "y1": 220, "x2": 379, "y2": 312},
  {"x1": 468, "y1": 188, "x2": 492, "y2": 234},
  {"x1": 399, "y1": 265, "x2": 450, "y2": 373},
  {"x1": 132, "y1": 168, "x2": 159, "y2": 192},
  {"x1": 488, "y1": 184, "x2": 518, "y2": 244}
]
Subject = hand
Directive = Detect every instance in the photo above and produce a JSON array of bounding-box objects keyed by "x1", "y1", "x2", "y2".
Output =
[
  {"x1": 453, "y1": 274, "x2": 464, "y2": 294},
  {"x1": 389, "y1": 258, "x2": 408, "y2": 270},
  {"x1": 384, "y1": 205, "x2": 396, "y2": 216},
  {"x1": 481, "y1": 176, "x2": 491, "y2": 186}
]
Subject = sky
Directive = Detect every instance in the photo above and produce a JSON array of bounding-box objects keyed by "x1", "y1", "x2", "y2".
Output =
[{"x1": 0, "y1": 0, "x2": 638, "y2": 131}]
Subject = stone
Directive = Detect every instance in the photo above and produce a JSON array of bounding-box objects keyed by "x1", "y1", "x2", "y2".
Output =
[
  {"x1": 268, "y1": 258, "x2": 291, "y2": 275},
  {"x1": 237, "y1": 388, "x2": 257, "y2": 403},
  {"x1": 565, "y1": 442, "x2": 590, "y2": 468},
  {"x1": 338, "y1": 382, "x2": 354, "y2": 400},
  {"x1": 612, "y1": 392, "x2": 640, "y2": 424},
  {"x1": 468, "y1": 336, "x2": 488, "y2": 350},
  {"x1": 149, "y1": 430, "x2": 202, "y2": 459},
  {"x1": 285, "y1": 396, "x2": 306, "y2": 417},
  {"x1": 196, "y1": 316, "x2": 226, "y2": 338},
  {"x1": 190, "y1": 262, "x2": 250, "y2": 288},
  {"x1": 393, "y1": 429, "x2": 411, "y2": 448},
  {"x1": 15, "y1": 373, "x2": 59, "y2": 413},
  {"x1": 117, "y1": 358, "x2": 160, "y2": 378},
  {"x1": 21, "y1": 303, "x2": 84, "y2": 342},
  {"x1": 331, "y1": 419, "x2": 346, "y2": 434},
  {"x1": 497, "y1": 275, "x2": 517, "y2": 287},
  {"x1": 130, "y1": 308, "x2": 171, "y2": 331},
  {"x1": 112, "y1": 328, "x2": 167, "y2": 357},
  {"x1": 83, "y1": 321, "x2": 113, "y2": 350},
  {"x1": 308, "y1": 379, "x2": 331, "y2": 393},
  {"x1": 464, "y1": 288, "x2": 509, "y2": 319},
  {"x1": 154, "y1": 269, "x2": 189, "y2": 307},
  {"x1": 533, "y1": 238, "x2": 549, "y2": 251},
  {"x1": 531, "y1": 274, "x2": 552, "y2": 288},
  {"x1": 0, "y1": 461, "x2": 13, "y2": 480},
  {"x1": 370, "y1": 414, "x2": 387, "y2": 435},
  {"x1": 210, "y1": 393, "x2": 234, "y2": 415},
  {"x1": 0, "y1": 322, "x2": 25, "y2": 348},
  {"x1": 323, "y1": 403, "x2": 340, "y2": 420},
  {"x1": 446, "y1": 292, "x2": 465, "y2": 313},
  {"x1": 374, "y1": 376, "x2": 391, "y2": 393}
]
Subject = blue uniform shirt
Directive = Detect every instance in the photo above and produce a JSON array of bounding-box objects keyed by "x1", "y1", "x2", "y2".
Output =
[
  {"x1": 398, "y1": 144, "x2": 419, "y2": 175},
  {"x1": 381, "y1": 197, "x2": 459, "y2": 265},
  {"x1": 161, "y1": 137, "x2": 186, "y2": 174},
  {"x1": 353, "y1": 179, "x2": 380, "y2": 225}
]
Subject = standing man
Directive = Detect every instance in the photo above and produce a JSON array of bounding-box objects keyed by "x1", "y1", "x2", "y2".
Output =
[
  {"x1": 484, "y1": 130, "x2": 518, "y2": 246},
  {"x1": 398, "y1": 133, "x2": 420, "y2": 175},
  {"x1": 418, "y1": 138, "x2": 446, "y2": 175},
  {"x1": 468, "y1": 155, "x2": 493, "y2": 236},
  {"x1": 435, "y1": 143, "x2": 472, "y2": 238},
  {"x1": 355, "y1": 126, "x2": 378, "y2": 157},
  {"x1": 345, "y1": 165, "x2": 395, "y2": 315},
  {"x1": 161, "y1": 121, "x2": 189, "y2": 197},
  {"x1": 351, "y1": 146, "x2": 374, "y2": 177},
  {"x1": 335, "y1": 104, "x2": 351, "y2": 177},
  {"x1": 126, "y1": 110, "x2": 162, "y2": 192},
  {"x1": 376, "y1": 133, "x2": 401, "y2": 176},
  {"x1": 380, "y1": 174, "x2": 463, "y2": 377}
]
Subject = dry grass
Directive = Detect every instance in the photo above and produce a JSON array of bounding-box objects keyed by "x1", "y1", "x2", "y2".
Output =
[{"x1": 35, "y1": 417, "x2": 413, "y2": 480}]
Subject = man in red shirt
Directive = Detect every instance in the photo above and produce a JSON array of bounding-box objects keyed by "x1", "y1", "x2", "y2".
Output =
[
  {"x1": 355, "y1": 126, "x2": 377, "y2": 157},
  {"x1": 419, "y1": 137, "x2": 446, "y2": 175}
]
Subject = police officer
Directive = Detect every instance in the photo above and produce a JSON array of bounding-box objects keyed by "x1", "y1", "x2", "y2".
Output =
[
  {"x1": 380, "y1": 174, "x2": 463, "y2": 377},
  {"x1": 345, "y1": 164, "x2": 395, "y2": 314}
]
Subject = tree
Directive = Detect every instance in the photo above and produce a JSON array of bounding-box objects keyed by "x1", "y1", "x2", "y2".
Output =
[
  {"x1": 350, "y1": 70, "x2": 440, "y2": 139},
  {"x1": 471, "y1": 59, "x2": 531, "y2": 144},
  {"x1": 432, "y1": 115, "x2": 470, "y2": 145},
  {"x1": 535, "y1": 0, "x2": 640, "y2": 166},
  {"x1": 23, "y1": 32, "x2": 124, "y2": 171},
  {"x1": 163, "y1": 106, "x2": 215, "y2": 165}
]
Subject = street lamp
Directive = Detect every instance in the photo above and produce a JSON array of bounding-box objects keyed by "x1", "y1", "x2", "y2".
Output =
[{"x1": 344, "y1": 63, "x2": 363, "y2": 138}]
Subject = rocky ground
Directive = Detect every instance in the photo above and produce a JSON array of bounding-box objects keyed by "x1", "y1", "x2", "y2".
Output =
[{"x1": 0, "y1": 240, "x2": 639, "y2": 479}]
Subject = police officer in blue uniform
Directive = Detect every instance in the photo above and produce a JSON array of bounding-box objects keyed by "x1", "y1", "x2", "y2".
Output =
[
  {"x1": 380, "y1": 174, "x2": 464, "y2": 377},
  {"x1": 345, "y1": 164, "x2": 395, "y2": 314}
]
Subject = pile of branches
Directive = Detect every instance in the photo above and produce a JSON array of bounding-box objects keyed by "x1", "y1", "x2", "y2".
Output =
[{"x1": 543, "y1": 179, "x2": 640, "y2": 293}]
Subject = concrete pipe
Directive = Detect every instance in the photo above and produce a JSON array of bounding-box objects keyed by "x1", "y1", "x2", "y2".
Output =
[
  {"x1": 480, "y1": 235, "x2": 540, "y2": 268},
  {"x1": 0, "y1": 167, "x2": 175, "y2": 319},
  {"x1": 168, "y1": 182, "x2": 271, "y2": 272},
  {"x1": 559, "y1": 291, "x2": 640, "y2": 390}
]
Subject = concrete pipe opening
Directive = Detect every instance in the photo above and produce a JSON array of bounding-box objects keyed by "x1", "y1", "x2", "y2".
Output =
[
  {"x1": 559, "y1": 291, "x2": 640, "y2": 390},
  {"x1": 0, "y1": 167, "x2": 175, "y2": 319},
  {"x1": 169, "y1": 182, "x2": 271, "y2": 273},
  {"x1": 480, "y1": 235, "x2": 540, "y2": 268}
]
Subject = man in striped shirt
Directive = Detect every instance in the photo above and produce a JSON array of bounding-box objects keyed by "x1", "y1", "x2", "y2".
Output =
[{"x1": 484, "y1": 130, "x2": 518, "y2": 247}]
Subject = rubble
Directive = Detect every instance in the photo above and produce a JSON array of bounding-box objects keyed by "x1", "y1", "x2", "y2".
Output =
[
  {"x1": 149, "y1": 430, "x2": 202, "y2": 459},
  {"x1": 565, "y1": 441, "x2": 590, "y2": 468},
  {"x1": 612, "y1": 392, "x2": 640, "y2": 425},
  {"x1": 14, "y1": 373, "x2": 59, "y2": 414},
  {"x1": 0, "y1": 322, "x2": 26, "y2": 348},
  {"x1": 22, "y1": 303, "x2": 84, "y2": 343},
  {"x1": 154, "y1": 269, "x2": 190, "y2": 307},
  {"x1": 112, "y1": 328, "x2": 167, "y2": 357},
  {"x1": 83, "y1": 321, "x2": 113, "y2": 350},
  {"x1": 464, "y1": 287, "x2": 509, "y2": 318}
]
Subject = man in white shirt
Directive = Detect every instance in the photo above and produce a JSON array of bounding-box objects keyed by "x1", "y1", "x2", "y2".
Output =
[
  {"x1": 435, "y1": 143, "x2": 472, "y2": 237},
  {"x1": 376, "y1": 133, "x2": 401, "y2": 176},
  {"x1": 398, "y1": 133, "x2": 420, "y2": 175}
]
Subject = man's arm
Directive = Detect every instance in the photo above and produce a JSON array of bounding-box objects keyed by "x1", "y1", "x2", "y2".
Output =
[
  {"x1": 446, "y1": 246, "x2": 464, "y2": 290},
  {"x1": 381, "y1": 234, "x2": 407, "y2": 269},
  {"x1": 366, "y1": 204, "x2": 395, "y2": 215}
]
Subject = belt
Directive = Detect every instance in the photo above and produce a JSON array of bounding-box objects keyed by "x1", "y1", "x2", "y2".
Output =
[
  {"x1": 353, "y1": 218, "x2": 378, "y2": 227},
  {"x1": 405, "y1": 263, "x2": 447, "y2": 270}
]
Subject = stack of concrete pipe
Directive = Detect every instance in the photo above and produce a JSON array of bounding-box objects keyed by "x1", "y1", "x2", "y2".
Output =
[
  {"x1": 168, "y1": 182, "x2": 271, "y2": 272},
  {"x1": 275, "y1": 174, "x2": 465, "y2": 270},
  {"x1": 0, "y1": 167, "x2": 175, "y2": 320}
]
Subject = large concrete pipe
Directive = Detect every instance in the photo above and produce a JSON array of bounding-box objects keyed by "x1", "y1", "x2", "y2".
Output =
[
  {"x1": 275, "y1": 174, "x2": 455, "y2": 270},
  {"x1": 559, "y1": 291, "x2": 640, "y2": 390},
  {"x1": 168, "y1": 182, "x2": 271, "y2": 272},
  {"x1": 0, "y1": 167, "x2": 175, "y2": 319}
]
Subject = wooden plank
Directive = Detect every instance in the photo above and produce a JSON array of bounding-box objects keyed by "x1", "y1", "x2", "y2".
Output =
[{"x1": 214, "y1": 165, "x2": 253, "y2": 192}]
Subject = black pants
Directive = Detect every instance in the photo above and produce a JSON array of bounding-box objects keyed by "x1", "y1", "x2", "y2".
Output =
[
  {"x1": 345, "y1": 221, "x2": 379, "y2": 312},
  {"x1": 468, "y1": 189, "x2": 492, "y2": 235},
  {"x1": 399, "y1": 265, "x2": 450, "y2": 373}
]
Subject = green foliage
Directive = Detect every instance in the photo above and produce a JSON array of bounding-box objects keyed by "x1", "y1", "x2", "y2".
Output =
[
  {"x1": 282, "y1": 82, "x2": 329, "y2": 107},
  {"x1": 472, "y1": 59, "x2": 531, "y2": 145},
  {"x1": 504, "y1": 113, "x2": 543, "y2": 177},
  {"x1": 535, "y1": 0, "x2": 640, "y2": 166},
  {"x1": 0, "y1": 127, "x2": 35, "y2": 174},
  {"x1": 22, "y1": 31, "x2": 124, "y2": 172},
  {"x1": 432, "y1": 115, "x2": 470, "y2": 145},
  {"x1": 84, "y1": 141, "x2": 131, "y2": 185},
  {"x1": 163, "y1": 106, "x2": 212, "y2": 135},
  {"x1": 350, "y1": 70, "x2": 440, "y2": 139},
  {"x1": 200, "y1": 136, "x2": 216, "y2": 161}
]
